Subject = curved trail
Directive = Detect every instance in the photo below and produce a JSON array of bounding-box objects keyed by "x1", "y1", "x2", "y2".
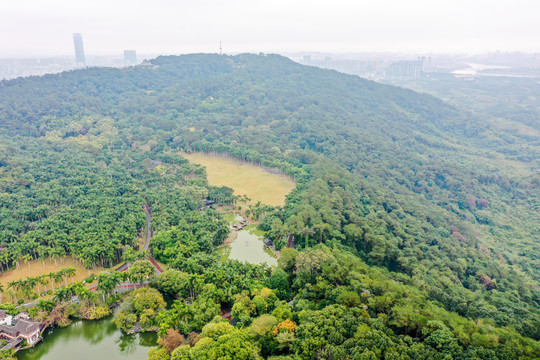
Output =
[
  {"x1": 142, "y1": 205, "x2": 152, "y2": 251},
  {"x1": 21, "y1": 205, "x2": 160, "y2": 306},
  {"x1": 115, "y1": 204, "x2": 157, "y2": 273}
]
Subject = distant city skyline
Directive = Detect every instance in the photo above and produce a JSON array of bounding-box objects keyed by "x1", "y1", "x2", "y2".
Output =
[
  {"x1": 0, "y1": 0, "x2": 539, "y2": 57},
  {"x1": 73, "y1": 33, "x2": 86, "y2": 66}
]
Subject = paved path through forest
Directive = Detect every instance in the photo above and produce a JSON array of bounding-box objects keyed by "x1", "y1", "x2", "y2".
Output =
[
  {"x1": 115, "y1": 205, "x2": 153, "y2": 272},
  {"x1": 20, "y1": 205, "x2": 161, "y2": 308},
  {"x1": 142, "y1": 204, "x2": 152, "y2": 251}
]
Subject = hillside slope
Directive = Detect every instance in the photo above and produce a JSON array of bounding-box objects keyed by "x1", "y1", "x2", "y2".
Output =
[{"x1": 0, "y1": 54, "x2": 538, "y2": 341}]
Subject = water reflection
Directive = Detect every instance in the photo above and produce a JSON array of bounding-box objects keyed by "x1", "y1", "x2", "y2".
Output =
[
  {"x1": 117, "y1": 332, "x2": 137, "y2": 354},
  {"x1": 17, "y1": 315, "x2": 157, "y2": 360},
  {"x1": 139, "y1": 333, "x2": 158, "y2": 347},
  {"x1": 227, "y1": 225, "x2": 277, "y2": 266}
]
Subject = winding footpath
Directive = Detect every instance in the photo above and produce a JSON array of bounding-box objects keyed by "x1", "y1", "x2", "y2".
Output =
[
  {"x1": 114, "y1": 205, "x2": 156, "y2": 272},
  {"x1": 89, "y1": 205, "x2": 162, "y2": 292},
  {"x1": 142, "y1": 204, "x2": 153, "y2": 251}
]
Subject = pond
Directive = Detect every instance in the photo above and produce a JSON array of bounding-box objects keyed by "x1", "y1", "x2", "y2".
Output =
[
  {"x1": 220, "y1": 224, "x2": 277, "y2": 266},
  {"x1": 17, "y1": 314, "x2": 157, "y2": 360}
]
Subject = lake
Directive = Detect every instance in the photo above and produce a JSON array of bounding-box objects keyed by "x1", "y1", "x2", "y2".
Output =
[
  {"x1": 17, "y1": 315, "x2": 157, "y2": 360},
  {"x1": 221, "y1": 224, "x2": 277, "y2": 266},
  {"x1": 18, "y1": 212, "x2": 274, "y2": 359}
]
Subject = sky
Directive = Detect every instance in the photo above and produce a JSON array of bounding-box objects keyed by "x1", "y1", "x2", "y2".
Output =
[{"x1": 1, "y1": 0, "x2": 539, "y2": 57}]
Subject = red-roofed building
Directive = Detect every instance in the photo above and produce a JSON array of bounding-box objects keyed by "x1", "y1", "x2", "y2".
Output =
[{"x1": 0, "y1": 314, "x2": 41, "y2": 345}]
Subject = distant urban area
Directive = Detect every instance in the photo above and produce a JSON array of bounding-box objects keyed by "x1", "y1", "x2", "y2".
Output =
[
  {"x1": 290, "y1": 51, "x2": 540, "y2": 81},
  {"x1": 1, "y1": 33, "x2": 539, "y2": 82},
  {"x1": 0, "y1": 34, "x2": 148, "y2": 80}
]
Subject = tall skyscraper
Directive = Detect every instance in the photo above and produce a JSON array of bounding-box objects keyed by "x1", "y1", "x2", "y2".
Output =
[
  {"x1": 124, "y1": 50, "x2": 137, "y2": 65},
  {"x1": 73, "y1": 33, "x2": 86, "y2": 67}
]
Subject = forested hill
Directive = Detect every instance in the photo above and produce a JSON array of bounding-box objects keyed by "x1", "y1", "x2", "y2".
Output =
[
  {"x1": 1, "y1": 54, "x2": 465, "y2": 138},
  {"x1": 0, "y1": 54, "x2": 539, "y2": 352}
]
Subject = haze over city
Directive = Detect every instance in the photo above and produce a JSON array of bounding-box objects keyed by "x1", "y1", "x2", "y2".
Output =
[
  {"x1": 1, "y1": 0, "x2": 540, "y2": 359},
  {"x1": 1, "y1": 0, "x2": 539, "y2": 57}
]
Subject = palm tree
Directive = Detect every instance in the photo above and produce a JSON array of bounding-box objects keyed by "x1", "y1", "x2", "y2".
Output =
[
  {"x1": 52, "y1": 248, "x2": 59, "y2": 267},
  {"x1": 109, "y1": 271, "x2": 121, "y2": 296},
  {"x1": 0, "y1": 284, "x2": 4, "y2": 303},
  {"x1": 39, "y1": 275, "x2": 49, "y2": 294},
  {"x1": 76, "y1": 287, "x2": 97, "y2": 304},
  {"x1": 187, "y1": 274, "x2": 203, "y2": 300},
  {"x1": 59, "y1": 268, "x2": 69, "y2": 287},
  {"x1": 47, "y1": 247, "x2": 54, "y2": 265},
  {"x1": 11, "y1": 249, "x2": 22, "y2": 270},
  {"x1": 172, "y1": 301, "x2": 190, "y2": 325},
  {"x1": 119, "y1": 271, "x2": 131, "y2": 290},
  {"x1": 97, "y1": 271, "x2": 121, "y2": 301},
  {"x1": 52, "y1": 287, "x2": 70, "y2": 303},
  {"x1": 18, "y1": 279, "x2": 29, "y2": 300},
  {"x1": 0, "y1": 251, "x2": 9, "y2": 272},
  {"x1": 36, "y1": 299, "x2": 55, "y2": 312},
  {"x1": 6, "y1": 288, "x2": 16, "y2": 304},
  {"x1": 127, "y1": 260, "x2": 155, "y2": 285},
  {"x1": 26, "y1": 277, "x2": 38, "y2": 297},
  {"x1": 7, "y1": 280, "x2": 22, "y2": 302},
  {"x1": 53, "y1": 271, "x2": 64, "y2": 290},
  {"x1": 37, "y1": 246, "x2": 48, "y2": 268},
  {"x1": 57, "y1": 247, "x2": 66, "y2": 265},
  {"x1": 7, "y1": 280, "x2": 16, "y2": 291},
  {"x1": 15, "y1": 280, "x2": 24, "y2": 294},
  {"x1": 121, "y1": 246, "x2": 139, "y2": 265},
  {"x1": 47, "y1": 272, "x2": 56, "y2": 290},
  {"x1": 65, "y1": 268, "x2": 76, "y2": 284},
  {"x1": 23, "y1": 254, "x2": 32, "y2": 270}
]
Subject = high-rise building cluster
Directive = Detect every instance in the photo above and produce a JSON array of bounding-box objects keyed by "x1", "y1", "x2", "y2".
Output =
[{"x1": 72, "y1": 33, "x2": 139, "y2": 67}]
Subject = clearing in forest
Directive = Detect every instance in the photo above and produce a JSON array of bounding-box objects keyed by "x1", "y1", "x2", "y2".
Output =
[
  {"x1": 183, "y1": 153, "x2": 295, "y2": 206},
  {"x1": 0, "y1": 257, "x2": 105, "y2": 291}
]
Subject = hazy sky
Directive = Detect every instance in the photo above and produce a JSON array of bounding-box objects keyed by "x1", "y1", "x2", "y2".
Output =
[{"x1": 1, "y1": 0, "x2": 539, "y2": 57}]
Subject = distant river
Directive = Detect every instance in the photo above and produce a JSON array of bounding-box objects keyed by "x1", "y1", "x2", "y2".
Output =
[{"x1": 17, "y1": 315, "x2": 157, "y2": 360}]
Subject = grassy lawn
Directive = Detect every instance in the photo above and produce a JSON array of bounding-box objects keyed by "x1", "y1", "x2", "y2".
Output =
[
  {"x1": 0, "y1": 256, "x2": 105, "y2": 299},
  {"x1": 221, "y1": 211, "x2": 237, "y2": 224},
  {"x1": 182, "y1": 153, "x2": 295, "y2": 206}
]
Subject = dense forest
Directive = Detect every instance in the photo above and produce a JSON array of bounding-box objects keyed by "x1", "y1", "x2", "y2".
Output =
[{"x1": 0, "y1": 54, "x2": 538, "y2": 359}]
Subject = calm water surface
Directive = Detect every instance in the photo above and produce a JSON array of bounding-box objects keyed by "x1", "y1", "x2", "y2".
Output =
[
  {"x1": 224, "y1": 225, "x2": 277, "y2": 266},
  {"x1": 17, "y1": 213, "x2": 272, "y2": 359},
  {"x1": 17, "y1": 315, "x2": 157, "y2": 360}
]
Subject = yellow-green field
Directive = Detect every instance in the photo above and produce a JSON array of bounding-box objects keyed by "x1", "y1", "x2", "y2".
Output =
[
  {"x1": 183, "y1": 153, "x2": 295, "y2": 206},
  {"x1": 0, "y1": 257, "x2": 106, "y2": 299}
]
